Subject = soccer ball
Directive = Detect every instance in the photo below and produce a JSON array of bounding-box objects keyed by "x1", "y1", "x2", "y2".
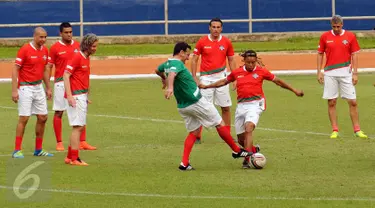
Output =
[{"x1": 249, "y1": 153, "x2": 266, "y2": 169}]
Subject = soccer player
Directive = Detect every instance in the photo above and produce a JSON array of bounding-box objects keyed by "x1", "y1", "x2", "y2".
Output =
[
  {"x1": 155, "y1": 42, "x2": 251, "y2": 171},
  {"x1": 11, "y1": 27, "x2": 53, "y2": 158},
  {"x1": 199, "y1": 50, "x2": 304, "y2": 168},
  {"x1": 317, "y1": 15, "x2": 367, "y2": 139},
  {"x1": 191, "y1": 17, "x2": 236, "y2": 143},
  {"x1": 48, "y1": 22, "x2": 96, "y2": 151},
  {"x1": 63, "y1": 33, "x2": 99, "y2": 166}
]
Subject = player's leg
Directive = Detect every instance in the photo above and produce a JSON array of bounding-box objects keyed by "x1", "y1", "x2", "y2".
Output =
[
  {"x1": 196, "y1": 79, "x2": 215, "y2": 144},
  {"x1": 177, "y1": 107, "x2": 200, "y2": 171},
  {"x1": 53, "y1": 82, "x2": 66, "y2": 151},
  {"x1": 339, "y1": 76, "x2": 367, "y2": 138},
  {"x1": 13, "y1": 87, "x2": 33, "y2": 158},
  {"x1": 323, "y1": 75, "x2": 340, "y2": 138},
  {"x1": 32, "y1": 90, "x2": 53, "y2": 157},
  {"x1": 214, "y1": 84, "x2": 232, "y2": 132},
  {"x1": 66, "y1": 95, "x2": 89, "y2": 165},
  {"x1": 194, "y1": 98, "x2": 250, "y2": 158},
  {"x1": 79, "y1": 125, "x2": 97, "y2": 150}
]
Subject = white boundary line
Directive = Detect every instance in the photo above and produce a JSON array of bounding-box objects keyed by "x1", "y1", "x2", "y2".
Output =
[
  {"x1": 0, "y1": 185, "x2": 374, "y2": 201},
  {"x1": 0, "y1": 68, "x2": 374, "y2": 82}
]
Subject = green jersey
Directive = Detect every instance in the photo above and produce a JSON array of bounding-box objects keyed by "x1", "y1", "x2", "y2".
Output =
[{"x1": 157, "y1": 58, "x2": 202, "y2": 108}]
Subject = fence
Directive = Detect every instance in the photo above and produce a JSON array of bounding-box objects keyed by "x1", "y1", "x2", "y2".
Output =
[{"x1": 0, "y1": 0, "x2": 374, "y2": 38}]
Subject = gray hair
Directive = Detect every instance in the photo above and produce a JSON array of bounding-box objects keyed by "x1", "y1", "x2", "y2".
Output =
[
  {"x1": 80, "y1": 33, "x2": 99, "y2": 52},
  {"x1": 331, "y1": 15, "x2": 343, "y2": 24}
]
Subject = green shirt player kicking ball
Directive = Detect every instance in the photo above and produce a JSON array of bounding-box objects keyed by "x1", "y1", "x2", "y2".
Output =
[{"x1": 155, "y1": 41, "x2": 251, "y2": 171}]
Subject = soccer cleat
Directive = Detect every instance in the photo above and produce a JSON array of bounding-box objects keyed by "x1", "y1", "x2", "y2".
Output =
[
  {"x1": 355, "y1": 131, "x2": 368, "y2": 139},
  {"x1": 12, "y1": 150, "x2": 24, "y2": 159},
  {"x1": 178, "y1": 163, "x2": 195, "y2": 171},
  {"x1": 64, "y1": 157, "x2": 71, "y2": 164},
  {"x1": 79, "y1": 141, "x2": 97, "y2": 150},
  {"x1": 33, "y1": 149, "x2": 54, "y2": 157},
  {"x1": 70, "y1": 158, "x2": 89, "y2": 166},
  {"x1": 232, "y1": 149, "x2": 252, "y2": 159},
  {"x1": 195, "y1": 138, "x2": 201, "y2": 144},
  {"x1": 330, "y1": 131, "x2": 339, "y2": 139},
  {"x1": 56, "y1": 142, "x2": 65, "y2": 151},
  {"x1": 255, "y1": 144, "x2": 261, "y2": 153},
  {"x1": 242, "y1": 158, "x2": 251, "y2": 169}
]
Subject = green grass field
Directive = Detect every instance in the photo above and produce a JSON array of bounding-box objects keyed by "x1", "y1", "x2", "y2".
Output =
[
  {"x1": 1, "y1": 74, "x2": 375, "y2": 207},
  {"x1": 0, "y1": 37, "x2": 374, "y2": 58}
]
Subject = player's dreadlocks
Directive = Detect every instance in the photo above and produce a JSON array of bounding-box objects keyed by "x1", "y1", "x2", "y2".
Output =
[
  {"x1": 80, "y1": 33, "x2": 99, "y2": 52},
  {"x1": 239, "y1": 50, "x2": 265, "y2": 67}
]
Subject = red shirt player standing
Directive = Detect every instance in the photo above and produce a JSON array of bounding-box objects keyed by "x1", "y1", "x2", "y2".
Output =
[
  {"x1": 199, "y1": 50, "x2": 304, "y2": 169},
  {"x1": 63, "y1": 33, "x2": 99, "y2": 166},
  {"x1": 317, "y1": 15, "x2": 367, "y2": 139},
  {"x1": 191, "y1": 17, "x2": 236, "y2": 143},
  {"x1": 11, "y1": 27, "x2": 53, "y2": 158},
  {"x1": 48, "y1": 22, "x2": 96, "y2": 152}
]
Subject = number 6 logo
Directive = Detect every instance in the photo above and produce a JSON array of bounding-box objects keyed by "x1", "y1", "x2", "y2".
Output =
[{"x1": 13, "y1": 161, "x2": 45, "y2": 199}]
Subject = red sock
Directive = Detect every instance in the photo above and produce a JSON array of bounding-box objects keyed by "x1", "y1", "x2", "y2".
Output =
[
  {"x1": 252, "y1": 146, "x2": 257, "y2": 153},
  {"x1": 53, "y1": 116, "x2": 63, "y2": 143},
  {"x1": 35, "y1": 137, "x2": 43, "y2": 150},
  {"x1": 245, "y1": 148, "x2": 251, "y2": 162},
  {"x1": 197, "y1": 126, "x2": 203, "y2": 139},
  {"x1": 226, "y1": 125, "x2": 231, "y2": 133},
  {"x1": 71, "y1": 149, "x2": 79, "y2": 161},
  {"x1": 15, "y1": 136, "x2": 23, "y2": 151},
  {"x1": 67, "y1": 146, "x2": 72, "y2": 159},
  {"x1": 217, "y1": 126, "x2": 241, "y2": 153},
  {"x1": 182, "y1": 133, "x2": 197, "y2": 166},
  {"x1": 332, "y1": 125, "x2": 339, "y2": 132},
  {"x1": 80, "y1": 126, "x2": 86, "y2": 142},
  {"x1": 353, "y1": 125, "x2": 361, "y2": 133}
]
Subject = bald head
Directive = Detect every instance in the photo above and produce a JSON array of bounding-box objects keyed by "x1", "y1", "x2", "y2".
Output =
[{"x1": 33, "y1": 27, "x2": 47, "y2": 48}]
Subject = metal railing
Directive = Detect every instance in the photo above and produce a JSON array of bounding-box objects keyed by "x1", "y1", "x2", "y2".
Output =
[{"x1": 0, "y1": 0, "x2": 374, "y2": 39}]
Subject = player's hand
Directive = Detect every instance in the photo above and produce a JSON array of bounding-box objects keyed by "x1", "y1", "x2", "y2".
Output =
[
  {"x1": 46, "y1": 88, "x2": 52, "y2": 100},
  {"x1": 193, "y1": 76, "x2": 200, "y2": 85},
  {"x1": 161, "y1": 78, "x2": 167, "y2": 89},
  {"x1": 87, "y1": 99, "x2": 92, "y2": 104},
  {"x1": 164, "y1": 88, "x2": 173, "y2": 99},
  {"x1": 317, "y1": 72, "x2": 324, "y2": 84},
  {"x1": 67, "y1": 96, "x2": 76, "y2": 108},
  {"x1": 232, "y1": 81, "x2": 237, "y2": 91},
  {"x1": 12, "y1": 90, "x2": 19, "y2": 103},
  {"x1": 198, "y1": 83, "x2": 207, "y2": 89},
  {"x1": 295, "y1": 90, "x2": 304, "y2": 97},
  {"x1": 352, "y1": 73, "x2": 358, "y2": 85}
]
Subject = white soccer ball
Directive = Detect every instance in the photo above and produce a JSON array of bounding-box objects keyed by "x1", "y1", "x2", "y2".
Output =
[{"x1": 249, "y1": 153, "x2": 266, "y2": 169}]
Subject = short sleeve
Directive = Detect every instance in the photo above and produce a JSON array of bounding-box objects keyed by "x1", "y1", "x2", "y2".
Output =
[
  {"x1": 65, "y1": 55, "x2": 79, "y2": 74},
  {"x1": 263, "y1": 68, "x2": 276, "y2": 81},
  {"x1": 318, "y1": 34, "x2": 326, "y2": 53},
  {"x1": 15, "y1": 46, "x2": 26, "y2": 66},
  {"x1": 227, "y1": 40, "x2": 234, "y2": 56},
  {"x1": 193, "y1": 39, "x2": 203, "y2": 56}
]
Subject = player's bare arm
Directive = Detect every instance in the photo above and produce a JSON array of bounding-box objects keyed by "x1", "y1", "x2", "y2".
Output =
[
  {"x1": 165, "y1": 72, "x2": 176, "y2": 99},
  {"x1": 11, "y1": 65, "x2": 20, "y2": 103},
  {"x1": 155, "y1": 69, "x2": 167, "y2": 89},
  {"x1": 199, "y1": 78, "x2": 230, "y2": 89},
  {"x1": 191, "y1": 55, "x2": 200, "y2": 84},
  {"x1": 43, "y1": 65, "x2": 52, "y2": 100},
  {"x1": 317, "y1": 52, "x2": 324, "y2": 84},
  {"x1": 351, "y1": 52, "x2": 359, "y2": 85},
  {"x1": 272, "y1": 77, "x2": 304, "y2": 97},
  {"x1": 63, "y1": 71, "x2": 76, "y2": 107}
]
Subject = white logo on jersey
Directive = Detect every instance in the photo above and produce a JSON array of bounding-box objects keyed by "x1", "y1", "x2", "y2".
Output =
[
  {"x1": 58, "y1": 51, "x2": 67, "y2": 55},
  {"x1": 74, "y1": 49, "x2": 79, "y2": 53},
  {"x1": 326, "y1": 40, "x2": 334, "y2": 43},
  {"x1": 30, "y1": 56, "x2": 37, "y2": 59},
  {"x1": 252, "y1": 73, "x2": 259, "y2": 79},
  {"x1": 43, "y1": 55, "x2": 47, "y2": 60},
  {"x1": 237, "y1": 75, "x2": 244, "y2": 78},
  {"x1": 219, "y1": 45, "x2": 225, "y2": 51},
  {"x1": 82, "y1": 65, "x2": 88, "y2": 68},
  {"x1": 342, "y1": 40, "x2": 349, "y2": 45},
  {"x1": 204, "y1": 46, "x2": 211, "y2": 49}
]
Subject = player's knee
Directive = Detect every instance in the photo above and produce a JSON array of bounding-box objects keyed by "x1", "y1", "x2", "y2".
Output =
[
  {"x1": 37, "y1": 115, "x2": 48, "y2": 123},
  {"x1": 221, "y1": 106, "x2": 230, "y2": 113},
  {"x1": 348, "y1": 100, "x2": 357, "y2": 107},
  {"x1": 244, "y1": 122, "x2": 255, "y2": 133},
  {"x1": 54, "y1": 111, "x2": 64, "y2": 118},
  {"x1": 328, "y1": 99, "x2": 337, "y2": 107},
  {"x1": 18, "y1": 116, "x2": 30, "y2": 124}
]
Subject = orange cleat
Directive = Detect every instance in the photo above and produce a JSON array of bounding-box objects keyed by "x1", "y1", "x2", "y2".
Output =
[
  {"x1": 79, "y1": 141, "x2": 97, "y2": 150},
  {"x1": 56, "y1": 142, "x2": 65, "y2": 151},
  {"x1": 70, "y1": 158, "x2": 89, "y2": 166}
]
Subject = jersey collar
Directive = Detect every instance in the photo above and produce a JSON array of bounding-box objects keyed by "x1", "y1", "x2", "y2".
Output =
[
  {"x1": 243, "y1": 65, "x2": 257, "y2": 72},
  {"x1": 331, "y1": 29, "x2": 345, "y2": 36},
  {"x1": 29, "y1": 42, "x2": 43, "y2": 51},
  {"x1": 59, "y1": 40, "x2": 75, "y2": 46},
  {"x1": 208, "y1": 34, "x2": 222, "y2": 42},
  {"x1": 80, "y1": 51, "x2": 87, "y2": 59}
]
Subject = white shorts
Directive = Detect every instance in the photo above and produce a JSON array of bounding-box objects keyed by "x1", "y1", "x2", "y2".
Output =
[
  {"x1": 18, "y1": 85, "x2": 48, "y2": 116},
  {"x1": 52, "y1": 82, "x2": 68, "y2": 111},
  {"x1": 66, "y1": 94, "x2": 88, "y2": 126},
  {"x1": 178, "y1": 97, "x2": 222, "y2": 132},
  {"x1": 323, "y1": 76, "x2": 356, "y2": 100},
  {"x1": 199, "y1": 77, "x2": 232, "y2": 107},
  {"x1": 235, "y1": 99, "x2": 265, "y2": 135}
]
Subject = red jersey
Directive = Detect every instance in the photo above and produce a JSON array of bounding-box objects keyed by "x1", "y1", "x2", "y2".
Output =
[
  {"x1": 49, "y1": 40, "x2": 80, "y2": 83},
  {"x1": 193, "y1": 35, "x2": 234, "y2": 76},
  {"x1": 318, "y1": 30, "x2": 360, "y2": 76},
  {"x1": 65, "y1": 51, "x2": 90, "y2": 96},
  {"x1": 227, "y1": 65, "x2": 275, "y2": 103},
  {"x1": 15, "y1": 42, "x2": 48, "y2": 87}
]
